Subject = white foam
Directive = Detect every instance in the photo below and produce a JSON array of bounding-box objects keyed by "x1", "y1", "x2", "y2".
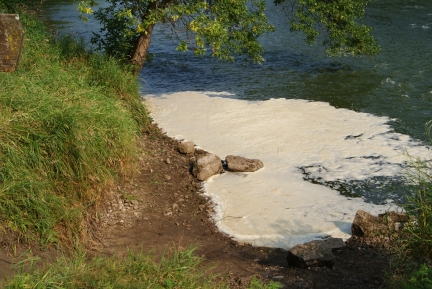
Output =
[{"x1": 145, "y1": 91, "x2": 430, "y2": 249}]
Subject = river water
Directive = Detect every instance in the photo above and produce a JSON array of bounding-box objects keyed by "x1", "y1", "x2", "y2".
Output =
[{"x1": 44, "y1": 0, "x2": 431, "y2": 249}]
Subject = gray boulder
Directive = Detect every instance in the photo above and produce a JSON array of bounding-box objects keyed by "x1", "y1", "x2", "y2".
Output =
[
  {"x1": 225, "y1": 155, "x2": 264, "y2": 172},
  {"x1": 287, "y1": 238, "x2": 345, "y2": 268},
  {"x1": 178, "y1": 141, "x2": 195, "y2": 154},
  {"x1": 192, "y1": 153, "x2": 224, "y2": 181}
]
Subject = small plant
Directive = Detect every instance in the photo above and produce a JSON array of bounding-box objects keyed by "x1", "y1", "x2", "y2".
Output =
[
  {"x1": 399, "y1": 263, "x2": 432, "y2": 289},
  {"x1": 248, "y1": 276, "x2": 283, "y2": 289}
]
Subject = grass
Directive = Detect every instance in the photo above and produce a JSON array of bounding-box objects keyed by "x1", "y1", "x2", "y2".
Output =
[
  {"x1": 4, "y1": 247, "x2": 220, "y2": 289},
  {"x1": 387, "y1": 121, "x2": 432, "y2": 288},
  {"x1": 4, "y1": 247, "x2": 282, "y2": 288},
  {"x1": 0, "y1": 2, "x2": 150, "y2": 247}
]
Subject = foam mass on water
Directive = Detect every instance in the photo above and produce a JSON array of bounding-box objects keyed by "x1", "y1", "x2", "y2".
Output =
[{"x1": 145, "y1": 91, "x2": 430, "y2": 249}]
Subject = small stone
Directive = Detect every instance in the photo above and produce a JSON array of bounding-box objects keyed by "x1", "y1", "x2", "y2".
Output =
[
  {"x1": 178, "y1": 141, "x2": 195, "y2": 154},
  {"x1": 130, "y1": 200, "x2": 138, "y2": 205},
  {"x1": 164, "y1": 175, "x2": 172, "y2": 181},
  {"x1": 165, "y1": 158, "x2": 171, "y2": 164}
]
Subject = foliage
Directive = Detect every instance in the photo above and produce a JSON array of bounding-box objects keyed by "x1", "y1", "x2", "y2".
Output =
[
  {"x1": 5, "y1": 247, "x2": 280, "y2": 288},
  {"x1": 0, "y1": 11, "x2": 149, "y2": 246},
  {"x1": 402, "y1": 263, "x2": 432, "y2": 289},
  {"x1": 79, "y1": 0, "x2": 274, "y2": 64},
  {"x1": 0, "y1": 0, "x2": 40, "y2": 13},
  {"x1": 389, "y1": 263, "x2": 432, "y2": 289},
  {"x1": 78, "y1": 0, "x2": 379, "y2": 68},
  {"x1": 276, "y1": 0, "x2": 380, "y2": 56}
]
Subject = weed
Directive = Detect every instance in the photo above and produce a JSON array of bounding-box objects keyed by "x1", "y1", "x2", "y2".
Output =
[{"x1": 387, "y1": 121, "x2": 432, "y2": 287}]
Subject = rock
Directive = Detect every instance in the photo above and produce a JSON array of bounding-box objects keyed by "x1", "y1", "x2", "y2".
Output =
[
  {"x1": 351, "y1": 210, "x2": 409, "y2": 237},
  {"x1": 351, "y1": 210, "x2": 387, "y2": 237},
  {"x1": 321, "y1": 237, "x2": 346, "y2": 250},
  {"x1": 192, "y1": 153, "x2": 224, "y2": 181},
  {"x1": 178, "y1": 141, "x2": 195, "y2": 154},
  {"x1": 225, "y1": 155, "x2": 264, "y2": 172},
  {"x1": 287, "y1": 238, "x2": 345, "y2": 268}
]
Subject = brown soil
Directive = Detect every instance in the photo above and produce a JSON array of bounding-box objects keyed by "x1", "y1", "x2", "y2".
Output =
[{"x1": 0, "y1": 124, "x2": 391, "y2": 288}]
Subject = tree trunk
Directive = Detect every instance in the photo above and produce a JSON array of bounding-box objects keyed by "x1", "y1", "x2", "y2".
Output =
[{"x1": 130, "y1": 24, "x2": 155, "y2": 74}]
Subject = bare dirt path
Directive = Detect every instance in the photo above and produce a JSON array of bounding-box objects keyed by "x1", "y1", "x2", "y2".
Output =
[
  {"x1": 0, "y1": 124, "x2": 390, "y2": 288},
  {"x1": 91, "y1": 125, "x2": 391, "y2": 288}
]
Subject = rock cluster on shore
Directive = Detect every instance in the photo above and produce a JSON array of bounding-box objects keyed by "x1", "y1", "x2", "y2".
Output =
[{"x1": 177, "y1": 140, "x2": 264, "y2": 181}]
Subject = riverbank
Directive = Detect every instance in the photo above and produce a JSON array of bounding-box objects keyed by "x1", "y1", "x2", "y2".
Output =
[
  {"x1": 1, "y1": 1, "x2": 429, "y2": 288},
  {"x1": 0, "y1": 6, "x2": 390, "y2": 286},
  {"x1": 1, "y1": 123, "x2": 392, "y2": 288}
]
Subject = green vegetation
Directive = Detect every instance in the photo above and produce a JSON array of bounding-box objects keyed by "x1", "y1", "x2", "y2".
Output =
[
  {"x1": 387, "y1": 121, "x2": 432, "y2": 288},
  {"x1": 1, "y1": 2, "x2": 281, "y2": 288},
  {"x1": 5, "y1": 247, "x2": 224, "y2": 288},
  {"x1": 0, "y1": 1, "x2": 149, "y2": 247},
  {"x1": 78, "y1": 0, "x2": 380, "y2": 72},
  {"x1": 5, "y1": 247, "x2": 281, "y2": 288}
]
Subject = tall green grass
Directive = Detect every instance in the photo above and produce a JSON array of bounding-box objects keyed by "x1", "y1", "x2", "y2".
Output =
[
  {"x1": 387, "y1": 121, "x2": 432, "y2": 288},
  {"x1": 0, "y1": 7, "x2": 149, "y2": 246}
]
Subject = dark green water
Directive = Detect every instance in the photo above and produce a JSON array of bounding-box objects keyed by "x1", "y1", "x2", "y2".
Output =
[
  {"x1": 140, "y1": 0, "x2": 432, "y2": 142},
  {"x1": 43, "y1": 0, "x2": 432, "y2": 144}
]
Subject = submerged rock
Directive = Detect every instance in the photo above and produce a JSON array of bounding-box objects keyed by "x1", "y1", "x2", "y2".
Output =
[{"x1": 225, "y1": 155, "x2": 264, "y2": 172}]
